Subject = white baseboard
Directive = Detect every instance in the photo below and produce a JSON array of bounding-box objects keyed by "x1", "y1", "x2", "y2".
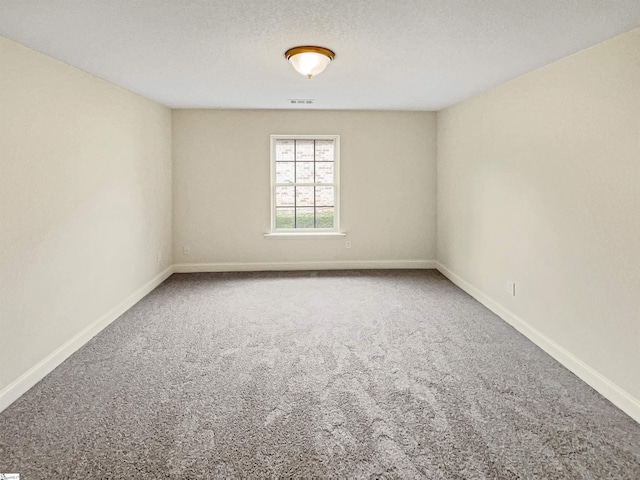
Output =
[
  {"x1": 174, "y1": 259, "x2": 437, "y2": 273},
  {"x1": 0, "y1": 266, "x2": 174, "y2": 414},
  {"x1": 436, "y1": 262, "x2": 640, "y2": 425}
]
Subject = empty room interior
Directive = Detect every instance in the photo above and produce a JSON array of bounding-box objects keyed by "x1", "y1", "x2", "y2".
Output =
[{"x1": 1, "y1": 1, "x2": 640, "y2": 478}]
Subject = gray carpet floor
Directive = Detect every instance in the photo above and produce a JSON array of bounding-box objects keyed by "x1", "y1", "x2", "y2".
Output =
[{"x1": 1, "y1": 270, "x2": 639, "y2": 479}]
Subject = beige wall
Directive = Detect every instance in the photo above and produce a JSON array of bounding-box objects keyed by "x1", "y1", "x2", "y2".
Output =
[
  {"x1": 437, "y1": 28, "x2": 640, "y2": 403},
  {"x1": 0, "y1": 36, "x2": 173, "y2": 393},
  {"x1": 172, "y1": 110, "x2": 437, "y2": 267}
]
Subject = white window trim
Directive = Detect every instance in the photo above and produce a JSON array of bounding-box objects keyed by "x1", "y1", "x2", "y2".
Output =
[
  {"x1": 264, "y1": 232, "x2": 346, "y2": 239},
  {"x1": 267, "y1": 134, "x2": 342, "y2": 236}
]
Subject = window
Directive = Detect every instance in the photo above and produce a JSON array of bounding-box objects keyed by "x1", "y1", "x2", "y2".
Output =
[{"x1": 270, "y1": 135, "x2": 340, "y2": 233}]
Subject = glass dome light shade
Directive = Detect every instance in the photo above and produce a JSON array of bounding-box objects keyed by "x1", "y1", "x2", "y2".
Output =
[{"x1": 285, "y1": 46, "x2": 335, "y2": 79}]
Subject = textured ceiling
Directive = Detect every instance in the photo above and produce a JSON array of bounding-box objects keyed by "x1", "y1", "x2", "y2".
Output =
[{"x1": 1, "y1": 1, "x2": 640, "y2": 110}]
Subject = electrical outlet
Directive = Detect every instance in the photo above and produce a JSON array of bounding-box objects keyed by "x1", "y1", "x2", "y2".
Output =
[
  {"x1": 507, "y1": 281, "x2": 516, "y2": 296},
  {"x1": 183, "y1": 246, "x2": 191, "y2": 255},
  {"x1": 345, "y1": 240, "x2": 352, "y2": 249}
]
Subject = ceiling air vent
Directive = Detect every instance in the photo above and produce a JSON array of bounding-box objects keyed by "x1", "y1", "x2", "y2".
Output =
[{"x1": 288, "y1": 99, "x2": 315, "y2": 105}]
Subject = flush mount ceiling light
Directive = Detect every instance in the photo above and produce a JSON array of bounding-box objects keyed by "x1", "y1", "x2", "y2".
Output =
[{"x1": 285, "y1": 46, "x2": 335, "y2": 79}]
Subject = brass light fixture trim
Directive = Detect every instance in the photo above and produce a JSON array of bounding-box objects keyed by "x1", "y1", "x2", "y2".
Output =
[{"x1": 284, "y1": 46, "x2": 336, "y2": 61}]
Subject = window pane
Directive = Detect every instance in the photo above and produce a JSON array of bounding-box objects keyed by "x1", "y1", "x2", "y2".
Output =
[
  {"x1": 276, "y1": 162, "x2": 294, "y2": 183},
  {"x1": 315, "y1": 140, "x2": 334, "y2": 161},
  {"x1": 276, "y1": 139, "x2": 294, "y2": 161},
  {"x1": 272, "y1": 136, "x2": 338, "y2": 232},
  {"x1": 275, "y1": 186, "x2": 294, "y2": 207},
  {"x1": 296, "y1": 162, "x2": 314, "y2": 183},
  {"x1": 296, "y1": 186, "x2": 314, "y2": 207},
  {"x1": 276, "y1": 208, "x2": 294, "y2": 228},
  {"x1": 315, "y1": 162, "x2": 333, "y2": 183},
  {"x1": 296, "y1": 207, "x2": 314, "y2": 228},
  {"x1": 316, "y1": 207, "x2": 334, "y2": 228},
  {"x1": 295, "y1": 140, "x2": 314, "y2": 161},
  {"x1": 315, "y1": 186, "x2": 334, "y2": 207}
]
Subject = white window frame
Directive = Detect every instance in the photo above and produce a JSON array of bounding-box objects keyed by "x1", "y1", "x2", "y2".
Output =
[{"x1": 267, "y1": 134, "x2": 343, "y2": 237}]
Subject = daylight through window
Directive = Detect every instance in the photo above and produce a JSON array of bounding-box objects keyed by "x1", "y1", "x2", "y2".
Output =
[{"x1": 271, "y1": 135, "x2": 340, "y2": 232}]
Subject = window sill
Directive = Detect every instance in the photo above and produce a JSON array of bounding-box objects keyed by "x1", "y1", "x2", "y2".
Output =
[{"x1": 264, "y1": 232, "x2": 346, "y2": 239}]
